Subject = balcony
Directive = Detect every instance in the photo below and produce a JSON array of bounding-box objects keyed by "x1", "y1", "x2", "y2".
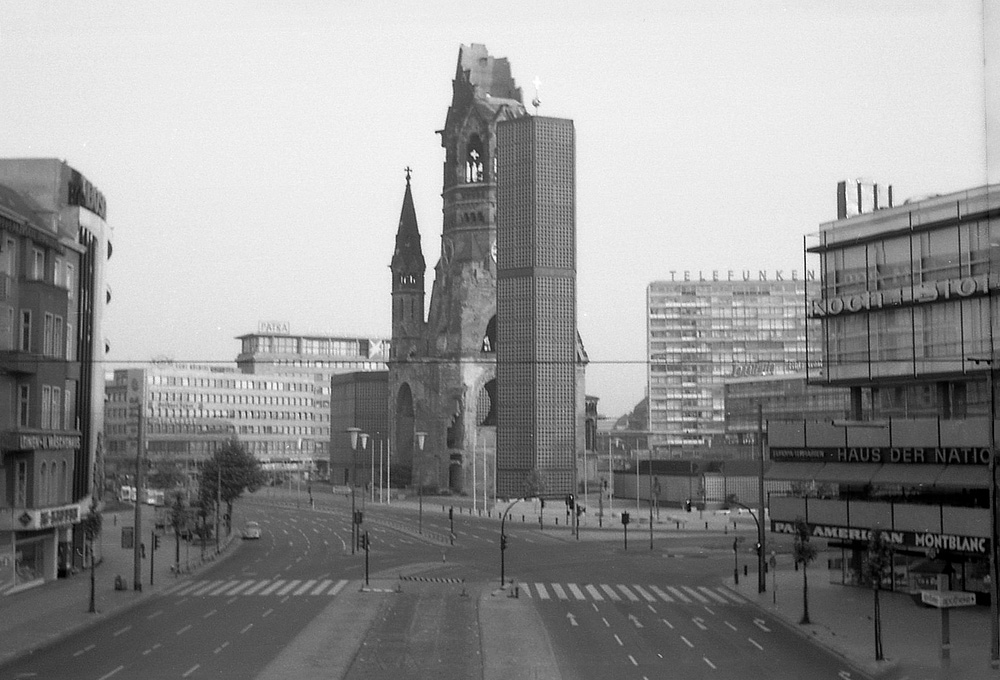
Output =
[{"x1": 0, "y1": 350, "x2": 40, "y2": 375}]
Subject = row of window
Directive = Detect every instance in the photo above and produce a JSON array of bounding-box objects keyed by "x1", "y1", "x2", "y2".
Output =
[{"x1": 17, "y1": 383, "x2": 74, "y2": 430}]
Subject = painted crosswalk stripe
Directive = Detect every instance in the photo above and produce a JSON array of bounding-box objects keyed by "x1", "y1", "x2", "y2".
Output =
[
  {"x1": 585, "y1": 584, "x2": 604, "y2": 601},
  {"x1": 650, "y1": 585, "x2": 674, "y2": 602},
  {"x1": 682, "y1": 586, "x2": 709, "y2": 604},
  {"x1": 715, "y1": 587, "x2": 746, "y2": 604},
  {"x1": 632, "y1": 585, "x2": 657, "y2": 602},
  {"x1": 260, "y1": 580, "x2": 287, "y2": 596},
  {"x1": 328, "y1": 579, "x2": 348, "y2": 596},
  {"x1": 617, "y1": 585, "x2": 639, "y2": 601},
  {"x1": 535, "y1": 583, "x2": 551, "y2": 600},
  {"x1": 551, "y1": 584, "x2": 568, "y2": 600},
  {"x1": 667, "y1": 586, "x2": 691, "y2": 603},
  {"x1": 277, "y1": 580, "x2": 301, "y2": 596},
  {"x1": 698, "y1": 586, "x2": 729, "y2": 604},
  {"x1": 175, "y1": 581, "x2": 207, "y2": 597},
  {"x1": 520, "y1": 584, "x2": 532, "y2": 598},
  {"x1": 568, "y1": 583, "x2": 586, "y2": 600},
  {"x1": 192, "y1": 581, "x2": 225, "y2": 596},
  {"x1": 600, "y1": 584, "x2": 621, "y2": 601},
  {"x1": 311, "y1": 579, "x2": 333, "y2": 595},
  {"x1": 226, "y1": 581, "x2": 255, "y2": 596},
  {"x1": 294, "y1": 580, "x2": 317, "y2": 596},
  {"x1": 209, "y1": 581, "x2": 240, "y2": 596},
  {"x1": 244, "y1": 581, "x2": 271, "y2": 595},
  {"x1": 161, "y1": 581, "x2": 191, "y2": 596}
]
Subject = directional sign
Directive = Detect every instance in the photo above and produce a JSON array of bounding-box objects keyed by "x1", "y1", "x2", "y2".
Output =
[
  {"x1": 628, "y1": 614, "x2": 644, "y2": 628},
  {"x1": 566, "y1": 612, "x2": 578, "y2": 627},
  {"x1": 920, "y1": 590, "x2": 976, "y2": 608}
]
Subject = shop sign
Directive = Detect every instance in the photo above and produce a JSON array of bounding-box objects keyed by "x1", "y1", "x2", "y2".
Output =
[
  {"x1": 810, "y1": 275, "x2": 988, "y2": 318},
  {"x1": 770, "y1": 446, "x2": 990, "y2": 465},
  {"x1": 920, "y1": 590, "x2": 976, "y2": 608},
  {"x1": 258, "y1": 321, "x2": 290, "y2": 335},
  {"x1": 771, "y1": 520, "x2": 989, "y2": 555},
  {"x1": 7, "y1": 433, "x2": 81, "y2": 450},
  {"x1": 68, "y1": 169, "x2": 107, "y2": 220},
  {"x1": 663, "y1": 269, "x2": 816, "y2": 283},
  {"x1": 14, "y1": 503, "x2": 81, "y2": 531}
]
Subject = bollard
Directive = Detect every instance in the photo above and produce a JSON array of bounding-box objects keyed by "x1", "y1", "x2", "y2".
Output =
[
  {"x1": 556, "y1": 517, "x2": 559, "y2": 525},
  {"x1": 705, "y1": 522, "x2": 708, "y2": 530},
  {"x1": 675, "y1": 520, "x2": 680, "y2": 529},
  {"x1": 744, "y1": 565, "x2": 748, "y2": 577},
  {"x1": 724, "y1": 525, "x2": 727, "y2": 535}
]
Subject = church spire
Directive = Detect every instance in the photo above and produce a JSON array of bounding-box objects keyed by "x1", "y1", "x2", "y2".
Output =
[
  {"x1": 390, "y1": 168, "x2": 425, "y2": 361},
  {"x1": 391, "y1": 167, "x2": 424, "y2": 274}
]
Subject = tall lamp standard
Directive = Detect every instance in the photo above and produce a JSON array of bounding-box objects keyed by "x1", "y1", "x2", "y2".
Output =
[
  {"x1": 415, "y1": 431, "x2": 427, "y2": 534},
  {"x1": 347, "y1": 428, "x2": 368, "y2": 555}
]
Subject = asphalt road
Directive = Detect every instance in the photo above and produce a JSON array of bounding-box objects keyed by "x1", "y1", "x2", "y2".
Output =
[{"x1": 2, "y1": 491, "x2": 868, "y2": 680}]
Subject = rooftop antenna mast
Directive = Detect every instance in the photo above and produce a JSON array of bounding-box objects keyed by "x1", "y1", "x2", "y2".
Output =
[{"x1": 531, "y1": 76, "x2": 541, "y2": 114}]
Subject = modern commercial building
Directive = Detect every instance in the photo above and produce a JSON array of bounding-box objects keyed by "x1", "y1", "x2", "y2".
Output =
[
  {"x1": 0, "y1": 159, "x2": 112, "y2": 589},
  {"x1": 105, "y1": 329, "x2": 389, "y2": 482},
  {"x1": 768, "y1": 183, "x2": 1000, "y2": 595},
  {"x1": 387, "y1": 44, "x2": 587, "y2": 501},
  {"x1": 496, "y1": 114, "x2": 580, "y2": 498},
  {"x1": 646, "y1": 272, "x2": 819, "y2": 455},
  {"x1": 329, "y1": 371, "x2": 389, "y2": 489}
]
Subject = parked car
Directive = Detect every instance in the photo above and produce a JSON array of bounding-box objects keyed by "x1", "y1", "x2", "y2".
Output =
[{"x1": 242, "y1": 521, "x2": 261, "y2": 540}]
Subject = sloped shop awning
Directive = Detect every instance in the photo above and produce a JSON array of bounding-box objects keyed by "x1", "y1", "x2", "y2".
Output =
[
  {"x1": 764, "y1": 462, "x2": 826, "y2": 481},
  {"x1": 812, "y1": 463, "x2": 879, "y2": 484},
  {"x1": 934, "y1": 465, "x2": 989, "y2": 488},
  {"x1": 870, "y1": 465, "x2": 945, "y2": 486}
]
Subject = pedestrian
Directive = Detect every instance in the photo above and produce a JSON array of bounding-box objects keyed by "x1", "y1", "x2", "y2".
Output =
[{"x1": 113, "y1": 514, "x2": 117, "y2": 526}]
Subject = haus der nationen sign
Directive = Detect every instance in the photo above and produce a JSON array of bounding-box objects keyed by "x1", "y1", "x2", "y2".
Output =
[{"x1": 770, "y1": 446, "x2": 990, "y2": 465}]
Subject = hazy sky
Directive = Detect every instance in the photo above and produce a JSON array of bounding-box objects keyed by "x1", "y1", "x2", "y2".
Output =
[{"x1": 2, "y1": 2, "x2": 996, "y2": 418}]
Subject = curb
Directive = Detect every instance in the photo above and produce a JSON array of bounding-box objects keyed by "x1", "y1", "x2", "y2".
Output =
[
  {"x1": 720, "y1": 582, "x2": 899, "y2": 680},
  {"x1": 0, "y1": 531, "x2": 243, "y2": 672}
]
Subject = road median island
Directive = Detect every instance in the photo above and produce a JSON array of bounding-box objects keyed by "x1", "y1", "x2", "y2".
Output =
[
  {"x1": 480, "y1": 586, "x2": 562, "y2": 680},
  {"x1": 252, "y1": 580, "x2": 393, "y2": 680}
]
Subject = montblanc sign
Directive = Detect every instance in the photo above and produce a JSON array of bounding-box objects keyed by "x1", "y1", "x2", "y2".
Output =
[{"x1": 771, "y1": 520, "x2": 989, "y2": 555}]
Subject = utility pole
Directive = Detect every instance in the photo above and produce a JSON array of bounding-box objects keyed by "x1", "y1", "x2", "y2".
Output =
[
  {"x1": 758, "y1": 404, "x2": 766, "y2": 594},
  {"x1": 215, "y1": 463, "x2": 221, "y2": 555},
  {"x1": 131, "y1": 379, "x2": 145, "y2": 592}
]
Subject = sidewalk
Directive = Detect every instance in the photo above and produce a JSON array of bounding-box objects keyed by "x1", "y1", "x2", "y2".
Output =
[
  {"x1": 0, "y1": 503, "x2": 242, "y2": 668},
  {"x1": 729, "y1": 552, "x2": 999, "y2": 680}
]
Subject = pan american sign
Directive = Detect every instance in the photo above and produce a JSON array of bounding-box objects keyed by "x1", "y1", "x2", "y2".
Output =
[{"x1": 771, "y1": 520, "x2": 988, "y2": 555}]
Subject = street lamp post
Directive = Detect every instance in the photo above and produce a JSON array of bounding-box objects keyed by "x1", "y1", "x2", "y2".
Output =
[
  {"x1": 500, "y1": 498, "x2": 523, "y2": 586},
  {"x1": 347, "y1": 428, "x2": 368, "y2": 555},
  {"x1": 415, "y1": 431, "x2": 427, "y2": 534}
]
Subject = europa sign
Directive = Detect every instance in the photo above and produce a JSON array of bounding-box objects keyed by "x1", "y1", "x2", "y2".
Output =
[{"x1": 810, "y1": 275, "x2": 988, "y2": 318}]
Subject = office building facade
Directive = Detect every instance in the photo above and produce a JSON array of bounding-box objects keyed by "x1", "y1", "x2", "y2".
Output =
[
  {"x1": 0, "y1": 159, "x2": 111, "y2": 588},
  {"x1": 646, "y1": 273, "x2": 818, "y2": 455},
  {"x1": 496, "y1": 115, "x2": 580, "y2": 497}
]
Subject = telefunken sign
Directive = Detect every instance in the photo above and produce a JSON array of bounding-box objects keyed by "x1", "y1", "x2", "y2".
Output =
[
  {"x1": 810, "y1": 275, "x2": 989, "y2": 318},
  {"x1": 770, "y1": 446, "x2": 990, "y2": 465},
  {"x1": 771, "y1": 520, "x2": 989, "y2": 555},
  {"x1": 663, "y1": 270, "x2": 815, "y2": 283}
]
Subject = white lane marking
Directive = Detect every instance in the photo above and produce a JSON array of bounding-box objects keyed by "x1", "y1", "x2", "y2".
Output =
[
  {"x1": 648, "y1": 604, "x2": 657, "y2": 613},
  {"x1": 600, "y1": 584, "x2": 621, "y2": 601},
  {"x1": 240, "y1": 624, "x2": 253, "y2": 634},
  {"x1": 112, "y1": 625, "x2": 131, "y2": 637},
  {"x1": 628, "y1": 655, "x2": 638, "y2": 666},
  {"x1": 568, "y1": 583, "x2": 586, "y2": 600},
  {"x1": 329, "y1": 579, "x2": 348, "y2": 595},
  {"x1": 226, "y1": 580, "x2": 255, "y2": 596},
  {"x1": 193, "y1": 580, "x2": 225, "y2": 596},
  {"x1": 585, "y1": 584, "x2": 604, "y2": 601},
  {"x1": 704, "y1": 657, "x2": 716, "y2": 669},
  {"x1": 753, "y1": 618, "x2": 772, "y2": 633},
  {"x1": 692, "y1": 617, "x2": 707, "y2": 631},
  {"x1": 182, "y1": 664, "x2": 200, "y2": 677},
  {"x1": 749, "y1": 637, "x2": 763, "y2": 651},
  {"x1": 203, "y1": 609, "x2": 217, "y2": 619},
  {"x1": 628, "y1": 614, "x2": 644, "y2": 628},
  {"x1": 650, "y1": 585, "x2": 674, "y2": 602},
  {"x1": 294, "y1": 580, "x2": 317, "y2": 596},
  {"x1": 535, "y1": 583, "x2": 550, "y2": 600},
  {"x1": 592, "y1": 603, "x2": 600, "y2": 612},
  {"x1": 174, "y1": 581, "x2": 205, "y2": 596},
  {"x1": 633, "y1": 584, "x2": 656, "y2": 602},
  {"x1": 214, "y1": 641, "x2": 230, "y2": 654},
  {"x1": 174, "y1": 597, "x2": 189, "y2": 606},
  {"x1": 552, "y1": 583, "x2": 568, "y2": 600},
  {"x1": 141, "y1": 642, "x2": 162, "y2": 656},
  {"x1": 73, "y1": 643, "x2": 96, "y2": 657},
  {"x1": 97, "y1": 665, "x2": 125, "y2": 680},
  {"x1": 602, "y1": 617, "x2": 610, "y2": 627},
  {"x1": 704, "y1": 605, "x2": 716, "y2": 616},
  {"x1": 662, "y1": 618, "x2": 674, "y2": 629},
  {"x1": 682, "y1": 586, "x2": 709, "y2": 603},
  {"x1": 176, "y1": 624, "x2": 192, "y2": 635},
  {"x1": 725, "y1": 621, "x2": 737, "y2": 631},
  {"x1": 681, "y1": 636, "x2": 694, "y2": 648},
  {"x1": 614, "y1": 634, "x2": 623, "y2": 646},
  {"x1": 262, "y1": 608, "x2": 274, "y2": 618},
  {"x1": 227, "y1": 597, "x2": 238, "y2": 605},
  {"x1": 618, "y1": 585, "x2": 640, "y2": 601},
  {"x1": 312, "y1": 579, "x2": 333, "y2": 595},
  {"x1": 146, "y1": 610, "x2": 163, "y2": 620}
]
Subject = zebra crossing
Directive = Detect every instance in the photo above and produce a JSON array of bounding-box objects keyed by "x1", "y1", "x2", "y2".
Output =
[
  {"x1": 161, "y1": 578, "x2": 350, "y2": 598},
  {"x1": 519, "y1": 582, "x2": 745, "y2": 606}
]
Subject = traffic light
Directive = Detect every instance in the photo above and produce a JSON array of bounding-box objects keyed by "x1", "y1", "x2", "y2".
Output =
[
  {"x1": 153, "y1": 534, "x2": 160, "y2": 551},
  {"x1": 755, "y1": 542, "x2": 762, "y2": 557},
  {"x1": 685, "y1": 499, "x2": 692, "y2": 512},
  {"x1": 354, "y1": 511, "x2": 363, "y2": 525},
  {"x1": 500, "y1": 534, "x2": 508, "y2": 550},
  {"x1": 540, "y1": 499, "x2": 545, "y2": 509},
  {"x1": 621, "y1": 511, "x2": 630, "y2": 526},
  {"x1": 448, "y1": 507, "x2": 454, "y2": 521}
]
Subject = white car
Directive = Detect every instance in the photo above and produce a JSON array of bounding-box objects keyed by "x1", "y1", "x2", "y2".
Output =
[{"x1": 242, "y1": 521, "x2": 262, "y2": 540}]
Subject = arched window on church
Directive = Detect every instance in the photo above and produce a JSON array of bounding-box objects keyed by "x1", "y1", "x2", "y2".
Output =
[
  {"x1": 481, "y1": 315, "x2": 496, "y2": 353},
  {"x1": 465, "y1": 134, "x2": 485, "y2": 183}
]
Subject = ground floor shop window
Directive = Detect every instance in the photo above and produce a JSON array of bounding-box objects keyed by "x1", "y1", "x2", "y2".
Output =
[{"x1": 15, "y1": 537, "x2": 44, "y2": 584}]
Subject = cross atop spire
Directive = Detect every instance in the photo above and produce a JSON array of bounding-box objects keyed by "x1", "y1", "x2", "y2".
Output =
[{"x1": 405, "y1": 166, "x2": 412, "y2": 184}]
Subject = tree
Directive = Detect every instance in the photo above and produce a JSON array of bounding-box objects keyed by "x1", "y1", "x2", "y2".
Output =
[
  {"x1": 148, "y1": 461, "x2": 189, "y2": 491},
  {"x1": 198, "y1": 439, "x2": 266, "y2": 535},
  {"x1": 865, "y1": 527, "x2": 893, "y2": 661},
  {"x1": 80, "y1": 498, "x2": 103, "y2": 613},
  {"x1": 792, "y1": 516, "x2": 818, "y2": 625}
]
